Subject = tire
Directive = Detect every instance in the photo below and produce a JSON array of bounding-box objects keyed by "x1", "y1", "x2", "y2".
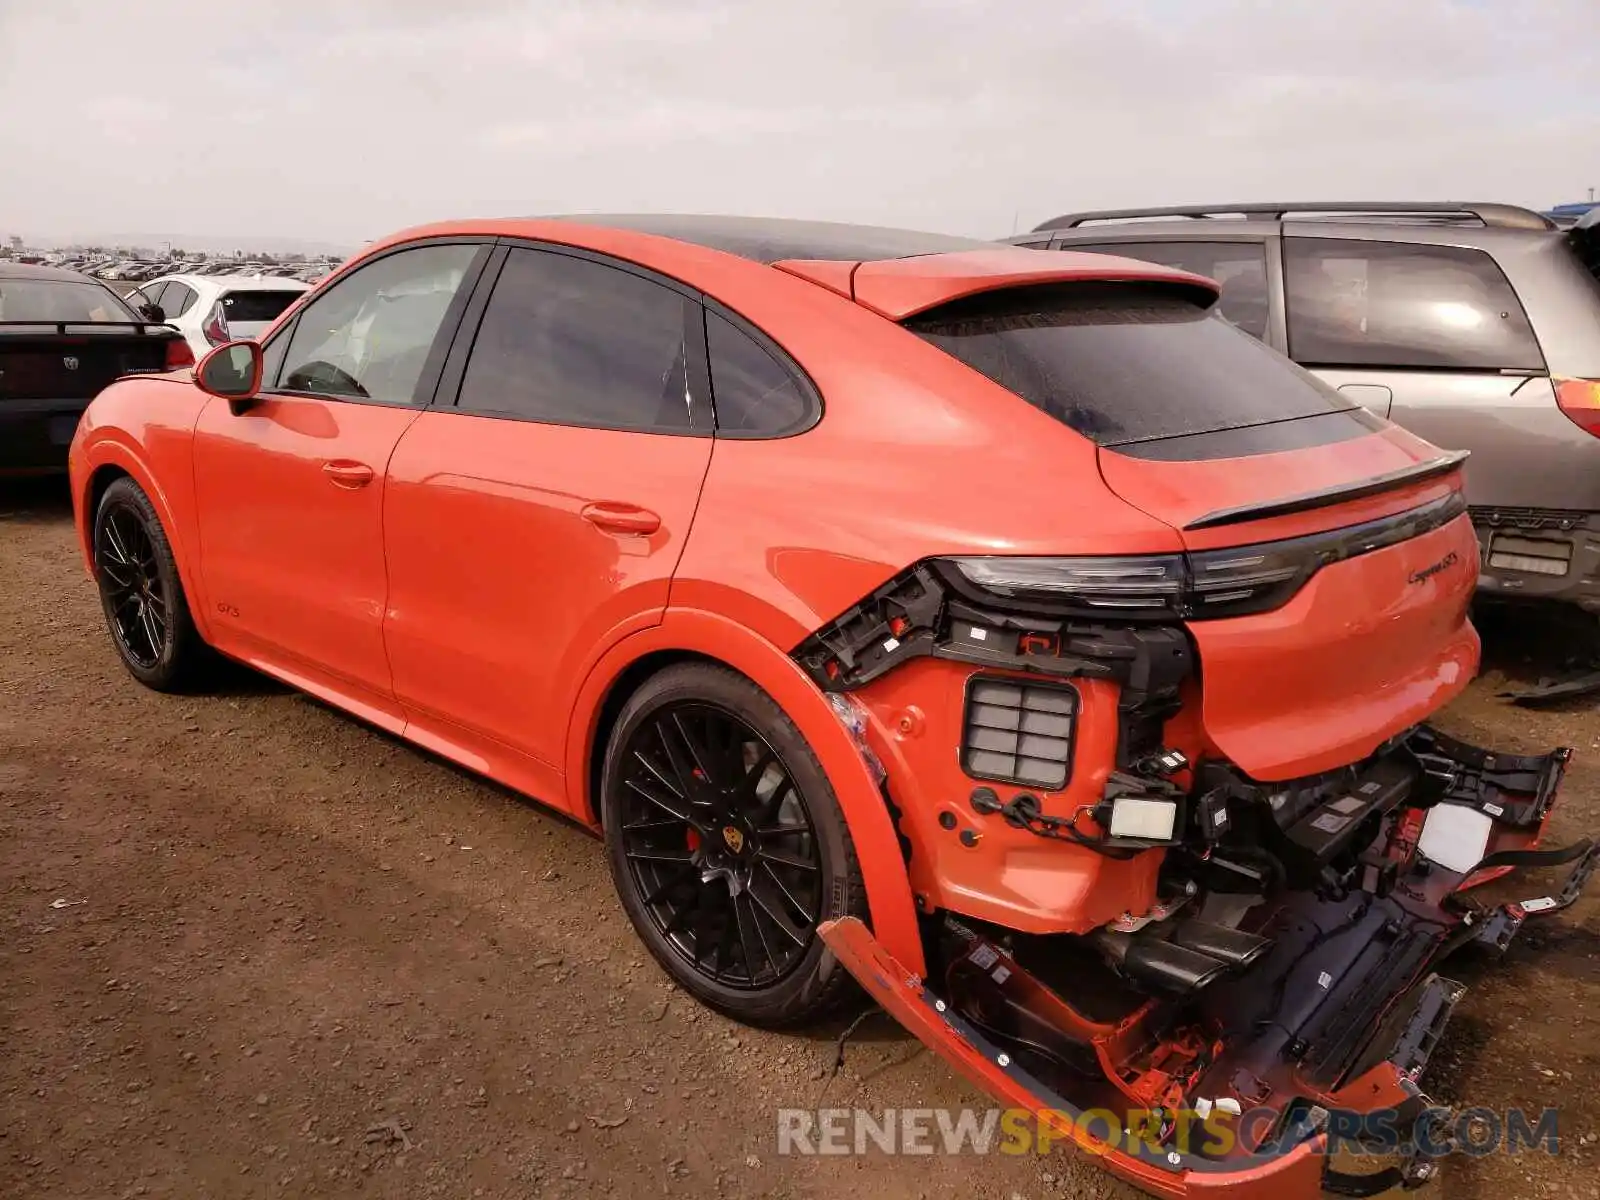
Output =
[
  {"x1": 601, "y1": 662, "x2": 869, "y2": 1028},
  {"x1": 92, "y1": 476, "x2": 207, "y2": 692}
]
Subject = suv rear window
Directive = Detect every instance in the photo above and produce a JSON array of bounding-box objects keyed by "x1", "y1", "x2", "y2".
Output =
[
  {"x1": 905, "y1": 282, "x2": 1358, "y2": 451},
  {"x1": 1284, "y1": 237, "x2": 1545, "y2": 372},
  {"x1": 221, "y1": 290, "x2": 305, "y2": 323},
  {"x1": 1065, "y1": 241, "x2": 1271, "y2": 340}
]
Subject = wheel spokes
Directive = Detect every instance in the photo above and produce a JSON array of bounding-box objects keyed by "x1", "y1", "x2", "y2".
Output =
[{"x1": 619, "y1": 701, "x2": 824, "y2": 990}]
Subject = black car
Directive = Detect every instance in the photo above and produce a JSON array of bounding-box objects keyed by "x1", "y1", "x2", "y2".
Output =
[{"x1": 0, "y1": 262, "x2": 194, "y2": 474}]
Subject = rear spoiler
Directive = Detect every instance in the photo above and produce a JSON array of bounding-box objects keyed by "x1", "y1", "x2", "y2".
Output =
[
  {"x1": 0, "y1": 320, "x2": 178, "y2": 336},
  {"x1": 1184, "y1": 450, "x2": 1469, "y2": 531},
  {"x1": 774, "y1": 247, "x2": 1220, "y2": 321}
]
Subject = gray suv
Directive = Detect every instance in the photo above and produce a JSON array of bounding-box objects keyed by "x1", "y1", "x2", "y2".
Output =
[{"x1": 1011, "y1": 202, "x2": 1600, "y2": 613}]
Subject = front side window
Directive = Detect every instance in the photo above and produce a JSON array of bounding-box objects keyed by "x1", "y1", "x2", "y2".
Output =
[
  {"x1": 1068, "y1": 241, "x2": 1271, "y2": 340},
  {"x1": 276, "y1": 243, "x2": 480, "y2": 404},
  {"x1": 456, "y1": 247, "x2": 693, "y2": 432},
  {"x1": 1284, "y1": 237, "x2": 1544, "y2": 371}
]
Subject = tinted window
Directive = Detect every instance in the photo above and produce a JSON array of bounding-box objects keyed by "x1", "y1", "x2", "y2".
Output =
[
  {"x1": 906, "y1": 282, "x2": 1355, "y2": 449},
  {"x1": 1069, "y1": 241, "x2": 1271, "y2": 340},
  {"x1": 163, "y1": 283, "x2": 197, "y2": 318},
  {"x1": 221, "y1": 289, "x2": 303, "y2": 324},
  {"x1": 278, "y1": 244, "x2": 478, "y2": 404},
  {"x1": 0, "y1": 279, "x2": 132, "y2": 322},
  {"x1": 705, "y1": 311, "x2": 813, "y2": 436},
  {"x1": 457, "y1": 248, "x2": 691, "y2": 432},
  {"x1": 1285, "y1": 238, "x2": 1544, "y2": 371},
  {"x1": 133, "y1": 282, "x2": 168, "y2": 312}
]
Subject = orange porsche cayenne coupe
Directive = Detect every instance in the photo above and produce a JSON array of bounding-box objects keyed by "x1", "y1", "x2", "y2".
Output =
[{"x1": 70, "y1": 216, "x2": 1592, "y2": 1197}]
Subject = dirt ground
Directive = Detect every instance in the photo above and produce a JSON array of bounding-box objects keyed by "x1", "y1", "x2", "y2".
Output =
[{"x1": 3, "y1": 477, "x2": 1598, "y2": 1200}]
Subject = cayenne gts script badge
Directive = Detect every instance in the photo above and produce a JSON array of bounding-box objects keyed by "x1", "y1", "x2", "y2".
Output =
[
  {"x1": 62, "y1": 356, "x2": 79, "y2": 370},
  {"x1": 1409, "y1": 550, "x2": 1460, "y2": 585},
  {"x1": 721, "y1": 825, "x2": 745, "y2": 854}
]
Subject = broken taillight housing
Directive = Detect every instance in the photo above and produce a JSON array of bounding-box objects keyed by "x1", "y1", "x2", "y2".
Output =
[
  {"x1": 943, "y1": 490, "x2": 1467, "y2": 621},
  {"x1": 1555, "y1": 377, "x2": 1600, "y2": 438},
  {"x1": 201, "y1": 301, "x2": 231, "y2": 347}
]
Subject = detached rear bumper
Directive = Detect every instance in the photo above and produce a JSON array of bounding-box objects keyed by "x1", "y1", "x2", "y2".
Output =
[{"x1": 820, "y1": 732, "x2": 1595, "y2": 1199}]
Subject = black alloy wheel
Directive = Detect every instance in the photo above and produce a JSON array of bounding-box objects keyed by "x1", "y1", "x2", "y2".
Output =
[
  {"x1": 96, "y1": 500, "x2": 168, "y2": 670},
  {"x1": 619, "y1": 701, "x2": 822, "y2": 989},
  {"x1": 602, "y1": 663, "x2": 867, "y2": 1027},
  {"x1": 91, "y1": 476, "x2": 206, "y2": 691}
]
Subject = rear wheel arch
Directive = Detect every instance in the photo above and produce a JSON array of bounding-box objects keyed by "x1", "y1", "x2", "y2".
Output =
[{"x1": 566, "y1": 609, "x2": 926, "y2": 978}]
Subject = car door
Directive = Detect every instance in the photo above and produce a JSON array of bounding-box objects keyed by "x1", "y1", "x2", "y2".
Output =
[
  {"x1": 382, "y1": 243, "x2": 714, "y2": 788},
  {"x1": 1282, "y1": 235, "x2": 1557, "y2": 501},
  {"x1": 191, "y1": 240, "x2": 490, "y2": 725}
]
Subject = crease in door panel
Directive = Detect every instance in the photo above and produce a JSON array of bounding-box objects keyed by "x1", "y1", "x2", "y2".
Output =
[{"x1": 375, "y1": 406, "x2": 429, "y2": 697}]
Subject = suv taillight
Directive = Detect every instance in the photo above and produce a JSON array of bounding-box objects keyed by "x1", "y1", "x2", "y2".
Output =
[
  {"x1": 202, "y1": 301, "x2": 231, "y2": 347},
  {"x1": 1555, "y1": 377, "x2": 1600, "y2": 438},
  {"x1": 164, "y1": 337, "x2": 195, "y2": 369}
]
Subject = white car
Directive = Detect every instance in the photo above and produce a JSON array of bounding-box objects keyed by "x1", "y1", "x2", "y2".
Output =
[{"x1": 127, "y1": 272, "x2": 311, "y2": 361}]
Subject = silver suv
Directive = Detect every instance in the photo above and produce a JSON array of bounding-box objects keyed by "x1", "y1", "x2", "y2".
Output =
[{"x1": 1011, "y1": 202, "x2": 1600, "y2": 613}]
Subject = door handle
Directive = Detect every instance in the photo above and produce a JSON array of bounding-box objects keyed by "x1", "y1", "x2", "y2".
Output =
[
  {"x1": 581, "y1": 502, "x2": 661, "y2": 536},
  {"x1": 323, "y1": 459, "x2": 374, "y2": 488}
]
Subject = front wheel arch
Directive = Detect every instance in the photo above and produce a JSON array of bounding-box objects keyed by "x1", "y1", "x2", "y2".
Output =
[{"x1": 77, "y1": 446, "x2": 216, "y2": 647}]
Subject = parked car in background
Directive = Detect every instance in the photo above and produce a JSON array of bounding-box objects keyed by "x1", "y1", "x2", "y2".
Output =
[
  {"x1": 68, "y1": 215, "x2": 1593, "y2": 1197},
  {"x1": 1011, "y1": 202, "x2": 1600, "y2": 614},
  {"x1": 128, "y1": 272, "x2": 311, "y2": 361},
  {"x1": 0, "y1": 262, "x2": 192, "y2": 473}
]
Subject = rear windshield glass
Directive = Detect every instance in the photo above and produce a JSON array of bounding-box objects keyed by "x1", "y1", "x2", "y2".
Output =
[
  {"x1": 904, "y1": 282, "x2": 1356, "y2": 448},
  {"x1": 0, "y1": 279, "x2": 132, "y2": 323},
  {"x1": 221, "y1": 290, "x2": 304, "y2": 323}
]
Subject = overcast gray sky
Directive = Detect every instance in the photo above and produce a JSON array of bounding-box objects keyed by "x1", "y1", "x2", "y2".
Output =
[{"x1": 1, "y1": 0, "x2": 1595, "y2": 247}]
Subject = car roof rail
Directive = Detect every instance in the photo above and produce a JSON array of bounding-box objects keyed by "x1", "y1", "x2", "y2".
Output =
[{"x1": 1032, "y1": 202, "x2": 1556, "y2": 233}]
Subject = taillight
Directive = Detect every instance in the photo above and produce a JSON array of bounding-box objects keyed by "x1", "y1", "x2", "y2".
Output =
[
  {"x1": 1555, "y1": 377, "x2": 1600, "y2": 438},
  {"x1": 164, "y1": 337, "x2": 195, "y2": 370},
  {"x1": 202, "y1": 301, "x2": 230, "y2": 347},
  {"x1": 942, "y1": 491, "x2": 1468, "y2": 621}
]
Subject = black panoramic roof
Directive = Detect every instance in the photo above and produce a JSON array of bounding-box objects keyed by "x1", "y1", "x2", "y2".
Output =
[
  {"x1": 0, "y1": 261, "x2": 96, "y2": 282},
  {"x1": 538, "y1": 214, "x2": 993, "y2": 264}
]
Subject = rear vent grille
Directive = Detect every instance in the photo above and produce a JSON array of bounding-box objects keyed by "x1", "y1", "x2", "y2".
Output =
[{"x1": 961, "y1": 677, "x2": 1078, "y2": 790}]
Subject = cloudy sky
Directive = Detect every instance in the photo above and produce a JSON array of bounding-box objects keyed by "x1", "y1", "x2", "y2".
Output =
[{"x1": 1, "y1": 0, "x2": 1595, "y2": 247}]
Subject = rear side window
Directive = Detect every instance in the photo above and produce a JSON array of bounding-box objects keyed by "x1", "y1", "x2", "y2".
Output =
[
  {"x1": 1068, "y1": 241, "x2": 1271, "y2": 340},
  {"x1": 221, "y1": 289, "x2": 303, "y2": 323},
  {"x1": 705, "y1": 310, "x2": 815, "y2": 436},
  {"x1": 905, "y1": 282, "x2": 1355, "y2": 449},
  {"x1": 163, "y1": 283, "x2": 197, "y2": 318},
  {"x1": 457, "y1": 248, "x2": 694, "y2": 433},
  {"x1": 1284, "y1": 238, "x2": 1544, "y2": 371}
]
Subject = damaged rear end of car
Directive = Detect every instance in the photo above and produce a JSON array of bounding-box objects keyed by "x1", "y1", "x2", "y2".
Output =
[{"x1": 785, "y1": 256, "x2": 1594, "y2": 1197}]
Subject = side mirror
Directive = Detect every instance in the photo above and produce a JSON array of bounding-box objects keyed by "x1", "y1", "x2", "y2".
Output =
[
  {"x1": 196, "y1": 339, "x2": 264, "y2": 412},
  {"x1": 137, "y1": 302, "x2": 166, "y2": 323}
]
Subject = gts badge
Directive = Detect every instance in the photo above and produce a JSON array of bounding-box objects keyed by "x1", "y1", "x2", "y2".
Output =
[{"x1": 1409, "y1": 550, "x2": 1460, "y2": 586}]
